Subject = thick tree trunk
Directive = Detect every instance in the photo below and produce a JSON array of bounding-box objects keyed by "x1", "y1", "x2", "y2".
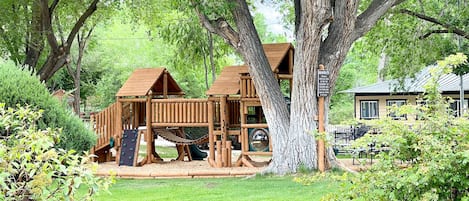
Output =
[
  {"x1": 229, "y1": 0, "x2": 291, "y2": 174},
  {"x1": 267, "y1": 0, "x2": 332, "y2": 173}
]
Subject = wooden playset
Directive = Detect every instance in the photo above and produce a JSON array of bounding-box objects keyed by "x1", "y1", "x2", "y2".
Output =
[{"x1": 90, "y1": 43, "x2": 294, "y2": 168}]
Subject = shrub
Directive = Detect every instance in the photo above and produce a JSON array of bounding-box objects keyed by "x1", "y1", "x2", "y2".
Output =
[
  {"x1": 325, "y1": 54, "x2": 469, "y2": 200},
  {"x1": 0, "y1": 104, "x2": 114, "y2": 200},
  {"x1": 0, "y1": 59, "x2": 95, "y2": 151}
]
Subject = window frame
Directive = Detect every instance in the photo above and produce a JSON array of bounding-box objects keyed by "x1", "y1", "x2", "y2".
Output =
[
  {"x1": 449, "y1": 98, "x2": 468, "y2": 117},
  {"x1": 386, "y1": 99, "x2": 407, "y2": 120},
  {"x1": 360, "y1": 100, "x2": 379, "y2": 120}
]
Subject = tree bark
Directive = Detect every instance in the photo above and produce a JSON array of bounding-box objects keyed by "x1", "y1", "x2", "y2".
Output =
[
  {"x1": 37, "y1": 0, "x2": 99, "y2": 81},
  {"x1": 23, "y1": 2, "x2": 44, "y2": 70},
  {"x1": 231, "y1": 0, "x2": 291, "y2": 174},
  {"x1": 208, "y1": 32, "x2": 216, "y2": 83},
  {"x1": 270, "y1": 0, "x2": 332, "y2": 173}
]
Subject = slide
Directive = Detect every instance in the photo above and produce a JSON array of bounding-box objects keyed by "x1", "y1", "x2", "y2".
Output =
[{"x1": 189, "y1": 144, "x2": 208, "y2": 160}]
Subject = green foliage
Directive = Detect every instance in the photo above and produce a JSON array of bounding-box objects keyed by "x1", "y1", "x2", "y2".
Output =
[
  {"x1": 364, "y1": 0, "x2": 469, "y2": 80},
  {"x1": 128, "y1": 1, "x2": 234, "y2": 97},
  {"x1": 0, "y1": 59, "x2": 95, "y2": 151},
  {"x1": 329, "y1": 44, "x2": 379, "y2": 124},
  {"x1": 0, "y1": 0, "x2": 120, "y2": 68},
  {"x1": 326, "y1": 54, "x2": 469, "y2": 200},
  {"x1": 0, "y1": 104, "x2": 114, "y2": 200}
]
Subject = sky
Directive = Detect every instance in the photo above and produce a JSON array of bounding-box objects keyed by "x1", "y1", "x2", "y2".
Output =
[{"x1": 254, "y1": 1, "x2": 294, "y2": 41}]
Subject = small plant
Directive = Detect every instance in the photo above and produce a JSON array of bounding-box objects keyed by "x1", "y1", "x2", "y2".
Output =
[{"x1": 0, "y1": 104, "x2": 114, "y2": 200}]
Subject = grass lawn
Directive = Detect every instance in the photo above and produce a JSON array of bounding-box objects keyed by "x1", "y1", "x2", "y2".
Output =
[
  {"x1": 86, "y1": 175, "x2": 338, "y2": 201},
  {"x1": 139, "y1": 145, "x2": 179, "y2": 158}
]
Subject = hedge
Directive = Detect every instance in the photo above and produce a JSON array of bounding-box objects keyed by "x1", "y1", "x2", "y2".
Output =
[{"x1": 0, "y1": 59, "x2": 95, "y2": 152}]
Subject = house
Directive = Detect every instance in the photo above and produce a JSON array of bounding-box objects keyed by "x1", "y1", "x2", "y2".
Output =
[
  {"x1": 343, "y1": 66, "x2": 469, "y2": 120},
  {"x1": 52, "y1": 89, "x2": 74, "y2": 107}
]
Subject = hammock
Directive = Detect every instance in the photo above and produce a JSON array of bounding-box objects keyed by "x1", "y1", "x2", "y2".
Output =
[{"x1": 154, "y1": 128, "x2": 209, "y2": 145}]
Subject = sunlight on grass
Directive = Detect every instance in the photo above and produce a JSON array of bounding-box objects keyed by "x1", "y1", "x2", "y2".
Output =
[
  {"x1": 139, "y1": 145, "x2": 179, "y2": 158},
  {"x1": 83, "y1": 176, "x2": 338, "y2": 201}
]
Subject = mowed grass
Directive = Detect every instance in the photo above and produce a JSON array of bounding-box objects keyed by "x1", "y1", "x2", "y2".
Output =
[{"x1": 86, "y1": 175, "x2": 338, "y2": 201}]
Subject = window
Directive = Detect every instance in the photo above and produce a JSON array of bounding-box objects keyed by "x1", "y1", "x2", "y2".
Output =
[
  {"x1": 386, "y1": 99, "x2": 407, "y2": 120},
  {"x1": 449, "y1": 99, "x2": 468, "y2": 117},
  {"x1": 360, "y1": 100, "x2": 378, "y2": 120},
  {"x1": 415, "y1": 99, "x2": 427, "y2": 120}
]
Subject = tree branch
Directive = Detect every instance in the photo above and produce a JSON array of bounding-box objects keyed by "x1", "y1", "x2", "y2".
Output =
[
  {"x1": 40, "y1": 0, "x2": 59, "y2": 52},
  {"x1": 419, "y1": 29, "x2": 451, "y2": 39},
  {"x1": 400, "y1": 9, "x2": 469, "y2": 40},
  {"x1": 294, "y1": 0, "x2": 301, "y2": 34},
  {"x1": 49, "y1": 0, "x2": 60, "y2": 16},
  {"x1": 65, "y1": 0, "x2": 99, "y2": 49},
  {"x1": 193, "y1": 2, "x2": 240, "y2": 49},
  {"x1": 353, "y1": 0, "x2": 404, "y2": 41}
]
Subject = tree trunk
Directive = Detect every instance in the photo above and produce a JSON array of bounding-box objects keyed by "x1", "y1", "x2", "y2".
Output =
[
  {"x1": 36, "y1": 0, "x2": 99, "y2": 82},
  {"x1": 208, "y1": 32, "x2": 216, "y2": 83},
  {"x1": 265, "y1": 0, "x2": 332, "y2": 173},
  {"x1": 203, "y1": 48, "x2": 209, "y2": 90},
  {"x1": 229, "y1": 0, "x2": 292, "y2": 174},
  {"x1": 23, "y1": 3, "x2": 44, "y2": 70},
  {"x1": 73, "y1": 40, "x2": 85, "y2": 115}
]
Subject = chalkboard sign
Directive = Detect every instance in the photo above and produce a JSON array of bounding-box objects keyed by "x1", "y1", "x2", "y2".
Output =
[
  {"x1": 118, "y1": 129, "x2": 140, "y2": 166},
  {"x1": 317, "y1": 70, "x2": 330, "y2": 97}
]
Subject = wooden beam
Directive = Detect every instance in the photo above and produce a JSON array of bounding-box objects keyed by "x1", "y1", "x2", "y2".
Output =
[
  {"x1": 163, "y1": 70, "x2": 168, "y2": 99},
  {"x1": 145, "y1": 92, "x2": 154, "y2": 165},
  {"x1": 220, "y1": 96, "x2": 228, "y2": 167},
  {"x1": 241, "y1": 124, "x2": 268, "y2": 128},
  {"x1": 277, "y1": 74, "x2": 293, "y2": 79},
  {"x1": 213, "y1": 130, "x2": 241, "y2": 136},
  {"x1": 151, "y1": 98, "x2": 208, "y2": 103},
  {"x1": 115, "y1": 97, "x2": 123, "y2": 165},
  {"x1": 242, "y1": 151, "x2": 273, "y2": 156},
  {"x1": 118, "y1": 98, "x2": 146, "y2": 103},
  {"x1": 208, "y1": 100, "x2": 215, "y2": 165}
]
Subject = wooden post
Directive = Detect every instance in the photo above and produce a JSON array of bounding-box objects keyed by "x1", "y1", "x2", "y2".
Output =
[
  {"x1": 226, "y1": 141, "x2": 232, "y2": 167},
  {"x1": 220, "y1": 96, "x2": 228, "y2": 167},
  {"x1": 216, "y1": 141, "x2": 222, "y2": 168},
  {"x1": 163, "y1": 70, "x2": 168, "y2": 99},
  {"x1": 207, "y1": 99, "x2": 216, "y2": 166},
  {"x1": 145, "y1": 91, "x2": 153, "y2": 165},
  {"x1": 115, "y1": 97, "x2": 123, "y2": 164},
  {"x1": 318, "y1": 64, "x2": 326, "y2": 172}
]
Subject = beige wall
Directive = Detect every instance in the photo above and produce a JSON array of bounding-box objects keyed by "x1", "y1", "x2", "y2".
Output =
[{"x1": 354, "y1": 93, "x2": 469, "y2": 121}]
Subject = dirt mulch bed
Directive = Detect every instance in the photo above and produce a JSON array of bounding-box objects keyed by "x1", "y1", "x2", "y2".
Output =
[
  {"x1": 96, "y1": 158, "x2": 374, "y2": 179},
  {"x1": 96, "y1": 159, "x2": 265, "y2": 178}
]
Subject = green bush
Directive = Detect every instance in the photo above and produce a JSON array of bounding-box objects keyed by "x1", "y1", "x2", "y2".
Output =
[
  {"x1": 0, "y1": 104, "x2": 113, "y2": 200},
  {"x1": 0, "y1": 59, "x2": 95, "y2": 151},
  {"x1": 325, "y1": 54, "x2": 469, "y2": 200}
]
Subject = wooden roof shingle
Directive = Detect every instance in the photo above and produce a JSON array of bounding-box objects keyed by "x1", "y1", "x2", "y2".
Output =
[
  {"x1": 116, "y1": 68, "x2": 183, "y2": 97},
  {"x1": 206, "y1": 66, "x2": 248, "y2": 95},
  {"x1": 206, "y1": 43, "x2": 294, "y2": 96}
]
